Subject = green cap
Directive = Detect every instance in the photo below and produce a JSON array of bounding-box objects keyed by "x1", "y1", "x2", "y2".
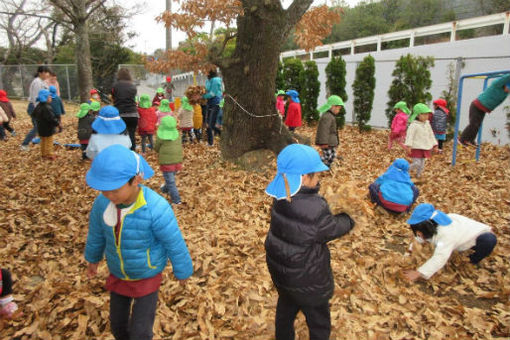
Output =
[
  {"x1": 393, "y1": 101, "x2": 410, "y2": 115},
  {"x1": 157, "y1": 116, "x2": 178, "y2": 141},
  {"x1": 159, "y1": 99, "x2": 172, "y2": 113},
  {"x1": 157, "y1": 87, "x2": 164, "y2": 94},
  {"x1": 409, "y1": 103, "x2": 432, "y2": 122},
  {"x1": 219, "y1": 98, "x2": 225, "y2": 108},
  {"x1": 139, "y1": 94, "x2": 151, "y2": 109},
  {"x1": 181, "y1": 96, "x2": 193, "y2": 111},
  {"x1": 318, "y1": 95, "x2": 344, "y2": 114},
  {"x1": 90, "y1": 101, "x2": 100, "y2": 112},
  {"x1": 76, "y1": 103, "x2": 91, "y2": 118},
  {"x1": 276, "y1": 90, "x2": 285, "y2": 96}
]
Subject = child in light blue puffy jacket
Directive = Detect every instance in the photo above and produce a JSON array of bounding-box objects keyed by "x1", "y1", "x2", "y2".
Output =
[{"x1": 84, "y1": 144, "x2": 193, "y2": 340}]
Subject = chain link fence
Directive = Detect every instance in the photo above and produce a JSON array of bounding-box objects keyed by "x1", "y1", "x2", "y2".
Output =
[{"x1": 0, "y1": 64, "x2": 78, "y2": 101}]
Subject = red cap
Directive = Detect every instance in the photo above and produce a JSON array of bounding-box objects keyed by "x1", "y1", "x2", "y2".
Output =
[
  {"x1": 0, "y1": 90, "x2": 8, "y2": 102},
  {"x1": 433, "y1": 99, "x2": 449, "y2": 114},
  {"x1": 90, "y1": 89, "x2": 98, "y2": 95},
  {"x1": 166, "y1": 76, "x2": 172, "y2": 82}
]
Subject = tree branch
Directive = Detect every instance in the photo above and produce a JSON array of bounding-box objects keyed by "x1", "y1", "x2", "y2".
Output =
[{"x1": 285, "y1": 0, "x2": 314, "y2": 29}]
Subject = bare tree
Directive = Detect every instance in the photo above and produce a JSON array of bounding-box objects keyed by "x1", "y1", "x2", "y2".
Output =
[{"x1": 0, "y1": 0, "x2": 54, "y2": 64}]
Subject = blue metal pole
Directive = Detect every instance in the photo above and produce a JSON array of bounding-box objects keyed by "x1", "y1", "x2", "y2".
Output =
[{"x1": 451, "y1": 77, "x2": 465, "y2": 166}]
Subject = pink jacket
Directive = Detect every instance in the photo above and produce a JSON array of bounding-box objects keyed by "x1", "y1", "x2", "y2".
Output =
[
  {"x1": 391, "y1": 111, "x2": 408, "y2": 134},
  {"x1": 276, "y1": 97, "x2": 285, "y2": 116}
]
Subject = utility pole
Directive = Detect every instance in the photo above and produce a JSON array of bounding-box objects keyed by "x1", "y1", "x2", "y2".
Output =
[{"x1": 166, "y1": 0, "x2": 172, "y2": 50}]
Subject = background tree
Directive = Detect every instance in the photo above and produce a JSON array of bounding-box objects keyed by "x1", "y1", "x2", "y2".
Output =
[
  {"x1": 283, "y1": 58, "x2": 304, "y2": 94},
  {"x1": 352, "y1": 55, "x2": 376, "y2": 131},
  {"x1": 275, "y1": 60, "x2": 285, "y2": 91},
  {"x1": 300, "y1": 60, "x2": 320, "y2": 123},
  {"x1": 325, "y1": 55, "x2": 347, "y2": 128},
  {"x1": 385, "y1": 54, "x2": 435, "y2": 126},
  {"x1": 149, "y1": 0, "x2": 341, "y2": 160}
]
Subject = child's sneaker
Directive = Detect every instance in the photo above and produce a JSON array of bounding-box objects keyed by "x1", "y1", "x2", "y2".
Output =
[
  {"x1": 10, "y1": 130, "x2": 16, "y2": 137},
  {"x1": 20, "y1": 145, "x2": 29, "y2": 151},
  {"x1": 160, "y1": 184, "x2": 167, "y2": 193},
  {"x1": 0, "y1": 300, "x2": 21, "y2": 320}
]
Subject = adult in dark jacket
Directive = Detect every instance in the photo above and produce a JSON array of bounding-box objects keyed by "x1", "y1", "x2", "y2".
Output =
[
  {"x1": 112, "y1": 68, "x2": 138, "y2": 150},
  {"x1": 265, "y1": 144, "x2": 355, "y2": 340},
  {"x1": 33, "y1": 89, "x2": 61, "y2": 160}
]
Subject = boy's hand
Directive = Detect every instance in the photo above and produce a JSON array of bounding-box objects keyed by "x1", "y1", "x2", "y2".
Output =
[
  {"x1": 403, "y1": 270, "x2": 422, "y2": 282},
  {"x1": 87, "y1": 263, "x2": 99, "y2": 279}
]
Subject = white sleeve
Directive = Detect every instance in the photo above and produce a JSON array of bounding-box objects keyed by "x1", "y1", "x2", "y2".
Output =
[
  {"x1": 417, "y1": 241, "x2": 455, "y2": 279},
  {"x1": 86, "y1": 135, "x2": 98, "y2": 159}
]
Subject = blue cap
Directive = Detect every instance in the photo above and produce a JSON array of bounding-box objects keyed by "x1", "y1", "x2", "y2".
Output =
[
  {"x1": 92, "y1": 106, "x2": 126, "y2": 134},
  {"x1": 86, "y1": 144, "x2": 154, "y2": 191},
  {"x1": 265, "y1": 144, "x2": 328, "y2": 200},
  {"x1": 49, "y1": 85, "x2": 57, "y2": 98},
  {"x1": 37, "y1": 89, "x2": 51, "y2": 103},
  {"x1": 286, "y1": 90, "x2": 300, "y2": 103},
  {"x1": 407, "y1": 203, "x2": 452, "y2": 226}
]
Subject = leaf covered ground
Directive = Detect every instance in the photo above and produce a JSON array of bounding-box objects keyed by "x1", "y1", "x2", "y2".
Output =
[{"x1": 0, "y1": 100, "x2": 509, "y2": 340}]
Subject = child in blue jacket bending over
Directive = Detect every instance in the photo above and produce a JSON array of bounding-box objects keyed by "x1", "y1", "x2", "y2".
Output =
[
  {"x1": 84, "y1": 144, "x2": 193, "y2": 340},
  {"x1": 368, "y1": 158, "x2": 419, "y2": 213}
]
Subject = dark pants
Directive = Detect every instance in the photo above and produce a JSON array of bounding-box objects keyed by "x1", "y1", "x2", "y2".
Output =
[
  {"x1": 275, "y1": 294, "x2": 331, "y2": 340},
  {"x1": 110, "y1": 291, "x2": 158, "y2": 340},
  {"x1": 438, "y1": 140, "x2": 444, "y2": 150},
  {"x1": 469, "y1": 232, "x2": 497, "y2": 264},
  {"x1": 140, "y1": 134, "x2": 154, "y2": 153},
  {"x1": 194, "y1": 128, "x2": 202, "y2": 142},
  {"x1": 181, "y1": 129, "x2": 194, "y2": 143},
  {"x1": 206, "y1": 103, "x2": 220, "y2": 146},
  {"x1": 1, "y1": 269, "x2": 13, "y2": 297},
  {"x1": 122, "y1": 116, "x2": 139, "y2": 151},
  {"x1": 80, "y1": 143, "x2": 88, "y2": 160},
  {"x1": 22, "y1": 103, "x2": 38, "y2": 146},
  {"x1": 460, "y1": 102, "x2": 486, "y2": 144}
]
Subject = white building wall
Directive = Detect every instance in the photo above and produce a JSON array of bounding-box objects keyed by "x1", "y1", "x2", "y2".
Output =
[{"x1": 314, "y1": 34, "x2": 510, "y2": 145}]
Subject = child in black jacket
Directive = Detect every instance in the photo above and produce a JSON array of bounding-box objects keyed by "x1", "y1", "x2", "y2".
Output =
[
  {"x1": 33, "y1": 89, "x2": 61, "y2": 160},
  {"x1": 265, "y1": 144, "x2": 355, "y2": 340}
]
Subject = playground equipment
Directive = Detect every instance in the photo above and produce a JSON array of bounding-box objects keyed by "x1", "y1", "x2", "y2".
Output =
[{"x1": 451, "y1": 69, "x2": 510, "y2": 166}]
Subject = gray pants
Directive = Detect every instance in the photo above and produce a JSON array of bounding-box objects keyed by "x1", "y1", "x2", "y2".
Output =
[
  {"x1": 410, "y1": 158, "x2": 425, "y2": 177},
  {"x1": 110, "y1": 290, "x2": 158, "y2": 340}
]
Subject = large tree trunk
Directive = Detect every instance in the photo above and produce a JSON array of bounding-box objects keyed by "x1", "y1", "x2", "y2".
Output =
[
  {"x1": 220, "y1": 0, "x2": 312, "y2": 160},
  {"x1": 75, "y1": 17, "x2": 93, "y2": 102}
]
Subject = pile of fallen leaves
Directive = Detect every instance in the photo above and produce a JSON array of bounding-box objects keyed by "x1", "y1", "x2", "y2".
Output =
[{"x1": 0, "y1": 100, "x2": 508, "y2": 340}]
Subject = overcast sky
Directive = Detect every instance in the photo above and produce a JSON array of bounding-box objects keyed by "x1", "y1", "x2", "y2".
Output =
[{"x1": 124, "y1": 0, "x2": 363, "y2": 55}]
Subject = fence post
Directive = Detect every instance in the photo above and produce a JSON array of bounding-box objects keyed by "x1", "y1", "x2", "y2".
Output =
[
  {"x1": 65, "y1": 65, "x2": 72, "y2": 101},
  {"x1": 19, "y1": 66, "x2": 25, "y2": 98}
]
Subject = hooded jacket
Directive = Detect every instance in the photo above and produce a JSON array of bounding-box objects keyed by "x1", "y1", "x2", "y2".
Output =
[
  {"x1": 265, "y1": 186, "x2": 354, "y2": 306},
  {"x1": 138, "y1": 96, "x2": 158, "y2": 135},
  {"x1": 85, "y1": 185, "x2": 193, "y2": 281},
  {"x1": 375, "y1": 159, "x2": 417, "y2": 206},
  {"x1": 431, "y1": 107, "x2": 448, "y2": 135}
]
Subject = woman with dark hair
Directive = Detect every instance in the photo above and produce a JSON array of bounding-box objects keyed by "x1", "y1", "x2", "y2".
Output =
[
  {"x1": 202, "y1": 69, "x2": 223, "y2": 146},
  {"x1": 112, "y1": 68, "x2": 138, "y2": 151},
  {"x1": 20, "y1": 65, "x2": 51, "y2": 151}
]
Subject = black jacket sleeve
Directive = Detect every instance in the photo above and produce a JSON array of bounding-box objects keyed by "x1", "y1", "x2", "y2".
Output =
[{"x1": 315, "y1": 212, "x2": 355, "y2": 243}]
